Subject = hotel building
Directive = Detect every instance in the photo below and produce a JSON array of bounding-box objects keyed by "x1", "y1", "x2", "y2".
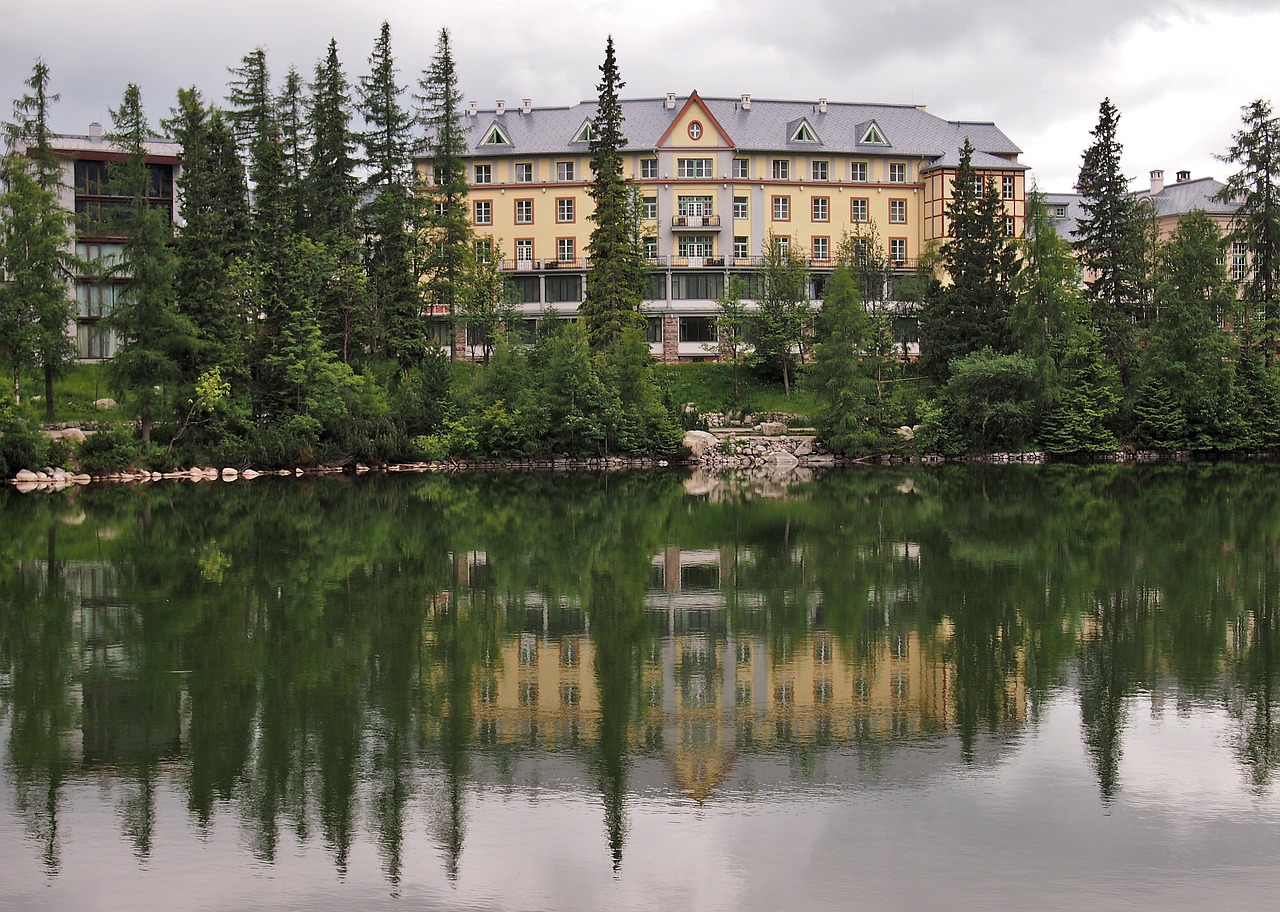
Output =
[{"x1": 437, "y1": 91, "x2": 1029, "y2": 360}]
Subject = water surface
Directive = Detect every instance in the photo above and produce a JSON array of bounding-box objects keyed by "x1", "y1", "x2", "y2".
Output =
[{"x1": 2, "y1": 466, "x2": 1278, "y2": 910}]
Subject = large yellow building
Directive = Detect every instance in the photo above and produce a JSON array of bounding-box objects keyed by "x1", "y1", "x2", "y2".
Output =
[{"x1": 438, "y1": 91, "x2": 1028, "y2": 360}]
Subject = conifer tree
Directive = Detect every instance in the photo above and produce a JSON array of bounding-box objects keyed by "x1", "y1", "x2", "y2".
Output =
[
  {"x1": 750, "y1": 235, "x2": 811, "y2": 396},
  {"x1": 919, "y1": 139, "x2": 1018, "y2": 383},
  {"x1": 1075, "y1": 98, "x2": 1148, "y2": 382},
  {"x1": 1, "y1": 61, "x2": 77, "y2": 417},
  {"x1": 358, "y1": 21, "x2": 422, "y2": 366},
  {"x1": 1218, "y1": 98, "x2": 1280, "y2": 343},
  {"x1": 581, "y1": 35, "x2": 644, "y2": 351},
  {"x1": 166, "y1": 88, "x2": 251, "y2": 385},
  {"x1": 809, "y1": 267, "x2": 879, "y2": 453},
  {"x1": 417, "y1": 28, "x2": 471, "y2": 360},
  {"x1": 103, "y1": 83, "x2": 196, "y2": 445},
  {"x1": 226, "y1": 48, "x2": 273, "y2": 153},
  {"x1": 277, "y1": 67, "x2": 310, "y2": 229}
]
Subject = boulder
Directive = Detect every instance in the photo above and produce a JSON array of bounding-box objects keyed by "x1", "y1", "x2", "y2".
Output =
[
  {"x1": 758, "y1": 421, "x2": 786, "y2": 436},
  {"x1": 794, "y1": 438, "x2": 814, "y2": 457},
  {"x1": 682, "y1": 430, "x2": 719, "y2": 458},
  {"x1": 93, "y1": 398, "x2": 117, "y2": 410},
  {"x1": 765, "y1": 450, "x2": 800, "y2": 472},
  {"x1": 897, "y1": 425, "x2": 915, "y2": 441},
  {"x1": 14, "y1": 469, "x2": 39, "y2": 482}
]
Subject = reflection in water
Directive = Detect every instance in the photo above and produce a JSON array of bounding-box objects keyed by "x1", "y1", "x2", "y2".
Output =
[{"x1": 2, "y1": 466, "x2": 1280, "y2": 905}]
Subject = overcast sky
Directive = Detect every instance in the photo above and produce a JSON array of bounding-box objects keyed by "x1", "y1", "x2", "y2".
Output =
[{"x1": 3, "y1": 0, "x2": 1276, "y2": 192}]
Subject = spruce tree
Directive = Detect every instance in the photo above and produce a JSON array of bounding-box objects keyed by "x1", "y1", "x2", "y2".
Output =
[
  {"x1": 809, "y1": 267, "x2": 878, "y2": 454},
  {"x1": 166, "y1": 88, "x2": 251, "y2": 386},
  {"x1": 416, "y1": 28, "x2": 471, "y2": 360},
  {"x1": 277, "y1": 67, "x2": 311, "y2": 230},
  {"x1": 103, "y1": 83, "x2": 196, "y2": 445},
  {"x1": 1075, "y1": 98, "x2": 1148, "y2": 383},
  {"x1": 1218, "y1": 98, "x2": 1280, "y2": 343},
  {"x1": 580, "y1": 35, "x2": 644, "y2": 351},
  {"x1": 226, "y1": 48, "x2": 273, "y2": 153},
  {"x1": 918, "y1": 139, "x2": 1018, "y2": 383},
  {"x1": 2, "y1": 61, "x2": 77, "y2": 417},
  {"x1": 358, "y1": 21, "x2": 422, "y2": 366}
]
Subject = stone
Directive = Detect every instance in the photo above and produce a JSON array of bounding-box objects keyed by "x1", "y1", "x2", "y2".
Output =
[
  {"x1": 794, "y1": 438, "x2": 814, "y2": 457},
  {"x1": 14, "y1": 469, "x2": 39, "y2": 482},
  {"x1": 758, "y1": 421, "x2": 786, "y2": 436},
  {"x1": 765, "y1": 450, "x2": 800, "y2": 472},
  {"x1": 93, "y1": 398, "x2": 117, "y2": 410},
  {"x1": 241, "y1": 469, "x2": 261, "y2": 480},
  {"x1": 221, "y1": 468, "x2": 238, "y2": 480},
  {"x1": 682, "y1": 430, "x2": 719, "y2": 458},
  {"x1": 897, "y1": 425, "x2": 915, "y2": 441}
]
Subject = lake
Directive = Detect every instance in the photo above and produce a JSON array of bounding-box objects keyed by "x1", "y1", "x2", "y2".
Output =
[{"x1": 2, "y1": 465, "x2": 1279, "y2": 910}]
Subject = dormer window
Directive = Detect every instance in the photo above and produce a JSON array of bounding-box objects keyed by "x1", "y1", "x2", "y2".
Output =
[
  {"x1": 860, "y1": 123, "x2": 886, "y2": 145},
  {"x1": 791, "y1": 121, "x2": 818, "y2": 143},
  {"x1": 572, "y1": 120, "x2": 596, "y2": 144},
  {"x1": 481, "y1": 124, "x2": 510, "y2": 146}
]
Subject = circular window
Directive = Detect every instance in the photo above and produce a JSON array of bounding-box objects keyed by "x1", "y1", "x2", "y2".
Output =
[{"x1": 688, "y1": 121, "x2": 703, "y2": 140}]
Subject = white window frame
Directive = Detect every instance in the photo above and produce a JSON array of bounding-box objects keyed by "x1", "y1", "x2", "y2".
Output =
[
  {"x1": 474, "y1": 163, "x2": 492, "y2": 185},
  {"x1": 640, "y1": 158, "x2": 658, "y2": 179},
  {"x1": 474, "y1": 200, "x2": 492, "y2": 225},
  {"x1": 811, "y1": 160, "x2": 829, "y2": 182},
  {"x1": 733, "y1": 158, "x2": 749, "y2": 179},
  {"x1": 515, "y1": 162, "x2": 534, "y2": 182},
  {"x1": 772, "y1": 159, "x2": 790, "y2": 180},
  {"x1": 812, "y1": 197, "x2": 829, "y2": 222},
  {"x1": 889, "y1": 162, "x2": 906, "y2": 183},
  {"x1": 556, "y1": 160, "x2": 575, "y2": 181},
  {"x1": 889, "y1": 199, "x2": 906, "y2": 224},
  {"x1": 851, "y1": 161, "x2": 868, "y2": 182},
  {"x1": 733, "y1": 196, "x2": 748, "y2": 219},
  {"x1": 772, "y1": 195, "x2": 790, "y2": 220},
  {"x1": 556, "y1": 198, "x2": 575, "y2": 223},
  {"x1": 557, "y1": 237, "x2": 576, "y2": 262},
  {"x1": 677, "y1": 157, "x2": 714, "y2": 178}
]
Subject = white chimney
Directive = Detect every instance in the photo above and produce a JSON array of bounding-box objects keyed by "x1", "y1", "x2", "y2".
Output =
[
  {"x1": 1176, "y1": 169, "x2": 1191, "y2": 183},
  {"x1": 741, "y1": 94, "x2": 751, "y2": 110},
  {"x1": 521, "y1": 98, "x2": 531, "y2": 114},
  {"x1": 818, "y1": 98, "x2": 827, "y2": 113},
  {"x1": 1149, "y1": 169, "x2": 1164, "y2": 194},
  {"x1": 89, "y1": 121, "x2": 102, "y2": 141},
  {"x1": 468, "y1": 101, "x2": 477, "y2": 117},
  {"x1": 496, "y1": 99, "x2": 506, "y2": 115},
  {"x1": 665, "y1": 92, "x2": 676, "y2": 110}
]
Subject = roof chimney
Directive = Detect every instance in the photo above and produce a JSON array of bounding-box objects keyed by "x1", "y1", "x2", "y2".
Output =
[
  {"x1": 1149, "y1": 169, "x2": 1164, "y2": 194},
  {"x1": 665, "y1": 92, "x2": 676, "y2": 110},
  {"x1": 496, "y1": 99, "x2": 506, "y2": 115},
  {"x1": 88, "y1": 121, "x2": 102, "y2": 141},
  {"x1": 521, "y1": 98, "x2": 531, "y2": 114},
  {"x1": 467, "y1": 101, "x2": 477, "y2": 117},
  {"x1": 818, "y1": 98, "x2": 827, "y2": 113},
  {"x1": 741, "y1": 94, "x2": 751, "y2": 110},
  {"x1": 1176, "y1": 169, "x2": 1191, "y2": 183}
]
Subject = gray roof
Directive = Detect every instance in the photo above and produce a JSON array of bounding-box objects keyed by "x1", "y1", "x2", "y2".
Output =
[
  {"x1": 1134, "y1": 176, "x2": 1239, "y2": 219},
  {"x1": 1043, "y1": 192, "x2": 1086, "y2": 241},
  {"x1": 455, "y1": 94, "x2": 1026, "y2": 170}
]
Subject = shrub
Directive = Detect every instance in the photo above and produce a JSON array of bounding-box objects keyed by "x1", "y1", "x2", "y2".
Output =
[
  {"x1": 77, "y1": 426, "x2": 143, "y2": 475},
  {"x1": 0, "y1": 399, "x2": 50, "y2": 477}
]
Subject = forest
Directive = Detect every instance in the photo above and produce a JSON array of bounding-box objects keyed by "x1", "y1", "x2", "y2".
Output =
[{"x1": 3, "y1": 23, "x2": 1280, "y2": 476}]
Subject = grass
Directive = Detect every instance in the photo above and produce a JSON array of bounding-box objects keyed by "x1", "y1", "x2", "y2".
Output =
[
  {"x1": 16, "y1": 362, "x2": 114, "y2": 425},
  {"x1": 652, "y1": 362, "x2": 818, "y2": 424}
]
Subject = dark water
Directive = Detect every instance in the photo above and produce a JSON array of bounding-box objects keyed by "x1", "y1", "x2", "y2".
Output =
[{"x1": 1, "y1": 465, "x2": 1279, "y2": 911}]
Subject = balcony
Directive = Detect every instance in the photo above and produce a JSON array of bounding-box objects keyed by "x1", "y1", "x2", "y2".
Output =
[
  {"x1": 672, "y1": 256, "x2": 726, "y2": 268},
  {"x1": 671, "y1": 214, "x2": 722, "y2": 229}
]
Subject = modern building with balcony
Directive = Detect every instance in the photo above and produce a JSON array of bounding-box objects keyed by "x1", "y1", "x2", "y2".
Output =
[{"x1": 435, "y1": 91, "x2": 1028, "y2": 361}]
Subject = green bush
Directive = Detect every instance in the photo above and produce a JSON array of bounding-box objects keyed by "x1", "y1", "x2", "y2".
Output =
[
  {"x1": 77, "y1": 426, "x2": 143, "y2": 475},
  {"x1": 0, "y1": 399, "x2": 50, "y2": 477}
]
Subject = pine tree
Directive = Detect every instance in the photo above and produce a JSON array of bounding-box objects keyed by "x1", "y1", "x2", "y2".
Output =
[
  {"x1": 580, "y1": 36, "x2": 644, "y2": 352},
  {"x1": 918, "y1": 139, "x2": 1018, "y2": 383},
  {"x1": 416, "y1": 28, "x2": 471, "y2": 360},
  {"x1": 277, "y1": 67, "x2": 310, "y2": 229},
  {"x1": 226, "y1": 48, "x2": 273, "y2": 153},
  {"x1": 1218, "y1": 98, "x2": 1280, "y2": 343},
  {"x1": 103, "y1": 83, "x2": 196, "y2": 445},
  {"x1": 1075, "y1": 98, "x2": 1149, "y2": 383},
  {"x1": 750, "y1": 235, "x2": 811, "y2": 396},
  {"x1": 166, "y1": 88, "x2": 251, "y2": 386},
  {"x1": 358, "y1": 21, "x2": 422, "y2": 366},
  {"x1": 2, "y1": 61, "x2": 77, "y2": 418},
  {"x1": 809, "y1": 267, "x2": 879, "y2": 454}
]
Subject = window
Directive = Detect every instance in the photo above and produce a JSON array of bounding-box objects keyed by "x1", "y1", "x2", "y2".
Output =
[
  {"x1": 851, "y1": 161, "x2": 868, "y2": 182},
  {"x1": 775, "y1": 236, "x2": 790, "y2": 255},
  {"x1": 546, "y1": 274, "x2": 581, "y2": 302},
  {"x1": 642, "y1": 196, "x2": 657, "y2": 220},
  {"x1": 556, "y1": 160, "x2": 575, "y2": 181},
  {"x1": 515, "y1": 238, "x2": 533, "y2": 262},
  {"x1": 812, "y1": 236, "x2": 829, "y2": 261},
  {"x1": 474, "y1": 163, "x2": 492, "y2": 185},
  {"x1": 1005, "y1": 216, "x2": 1015, "y2": 237},
  {"x1": 640, "y1": 158, "x2": 658, "y2": 179},
  {"x1": 474, "y1": 200, "x2": 492, "y2": 225},
  {"x1": 889, "y1": 162, "x2": 906, "y2": 183},
  {"x1": 791, "y1": 121, "x2": 818, "y2": 143},
  {"x1": 772, "y1": 159, "x2": 790, "y2": 180},
  {"x1": 851, "y1": 198, "x2": 869, "y2": 222},
  {"x1": 1232, "y1": 240, "x2": 1249, "y2": 282},
  {"x1": 680, "y1": 316, "x2": 717, "y2": 342},
  {"x1": 672, "y1": 273, "x2": 724, "y2": 300},
  {"x1": 1054, "y1": 205, "x2": 1068, "y2": 218},
  {"x1": 811, "y1": 160, "x2": 829, "y2": 181},
  {"x1": 970, "y1": 175, "x2": 985, "y2": 195},
  {"x1": 572, "y1": 120, "x2": 595, "y2": 143},
  {"x1": 677, "y1": 157, "x2": 714, "y2": 178},
  {"x1": 76, "y1": 282, "x2": 117, "y2": 318},
  {"x1": 481, "y1": 124, "x2": 510, "y2": 145},
  {"x1": 860, "y1": 123, "x2": 886, "y2": 144},
  {"x1": 557, "y1": 237, "x2": 576, "y2": 263},
  {"x1": 889, "y1": 238, "x2": 907, "y2": 263},
  {"x1": 772, "y1": 195, "x2": 790, "y2": 220},
  {"x1": 889, "y1": 199, "x2": 906, "y2": 223},
  {"x1": 812, "y1": 197, "x2": 829, "y2": 222},
  {"x1": 733, "y1": 236, "x2": 749, "y2": 260},
  {"x1": 678, "y1": 236, "x2": 714, "y2": 258},
  {"x1": 645, "y1": 317, "x2": 663, "y2": 343},
  {"x1": 678, "y1": 195, "x2": 713, "y2": 217},
  {"x1": 1002, "y1": 175, "x2": 1015, "y2": 200},
  {"x1": 556, "y1": 198, "x2": 575, "y2": 222},
  {"x1": 733, "y1": 196, "x2": 748, "y2": 219},
  {"x1": 516, "y1": 162, "x2": 534, "y2": 182},
  {"x1": 644, "y1": 239, "x2": 658, "y2": 260},
  {"x1": 733, "y1": 158, "x2": 749, "y2": 179},
  {"x1": 474, "y1": 239, "x2": 493, "y2": 263},
  {"x1": 687, "y1": 120, "x2": 703, "y2": 140},
  {"x1": 515, "y1": 198, "x2": 533, "y2": 224}
]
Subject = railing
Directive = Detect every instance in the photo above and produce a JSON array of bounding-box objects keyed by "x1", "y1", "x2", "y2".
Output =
[
  {"x1": 497, "y1": 255, "x2": 920, "y2": 273},
  {"x1": 671, "y1": 214, "x2": 722, "y2": 228}
]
